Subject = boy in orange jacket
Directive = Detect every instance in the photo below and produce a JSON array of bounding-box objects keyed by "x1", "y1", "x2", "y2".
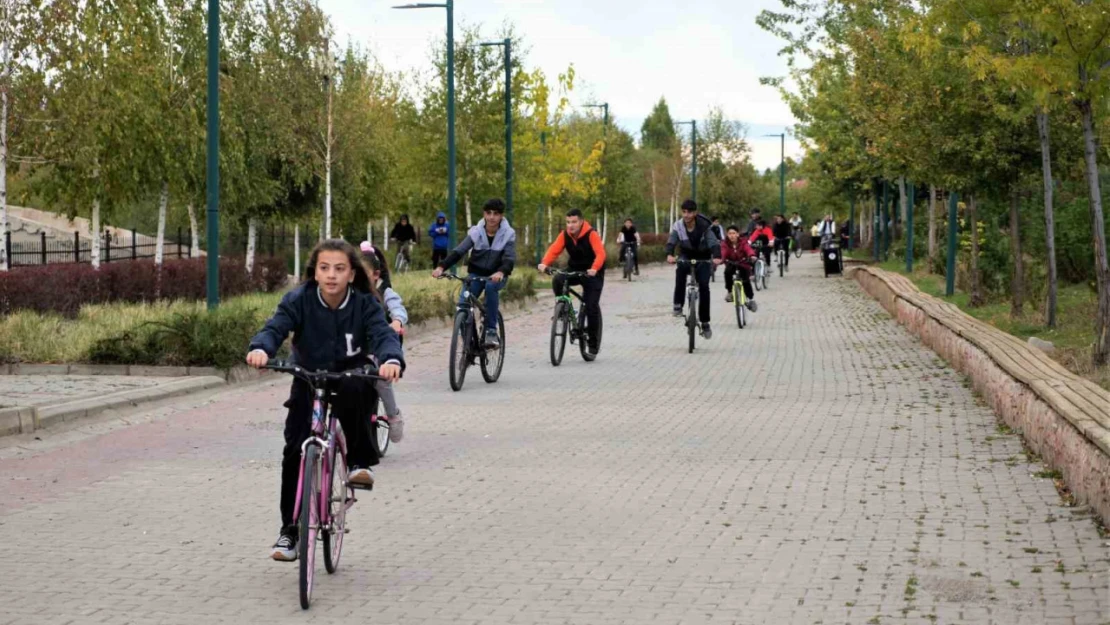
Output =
[{"x1": 538, "y1": 208, "x2": 606, "y2": 355}]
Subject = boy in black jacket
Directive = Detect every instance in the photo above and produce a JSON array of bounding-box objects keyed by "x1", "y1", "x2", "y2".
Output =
[
  {"x1": 665, "y1": 199, "x2": 722, "y2": 338},
  {"x1": 247, "y1": 239, "x2": 404, "y2": 562}
]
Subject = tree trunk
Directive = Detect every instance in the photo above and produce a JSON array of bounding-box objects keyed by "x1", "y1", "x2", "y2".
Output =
[
  {"x1": 383, "y1": 215, "x2": 388, "y2": 250},
  {"x1": 602, "y1": 206, "x2": 608, "y2": 242},
  {"x1": 928, "y1": 185, "x2": 938, "y2": 270},
  {"x1": 0, "y1": 24, "x2": 8, "y2": 272},
  {"x1": 651, "y1": 166, "x2": 659, "y2": 234},
  {"x1": 90, "y1": 199, "x2": 101, "y2": 268},
  {"x1": 366, "y1": 221, "x2": 372, "y2": 243},
  {"x1": 1037, "y1": 110, "x2": 1058, "y2": 329},
  {"x1": 324, "y1": 77, "x2": 333, "y2": 239},
  {"x1": 465, "y1": 195, "x2": 473, "y2": 228},
  {"x1": 186, "y1": 202, "x2": 200, "y2": 257},
  {"x1": 524, "y1": 224, "x2": 529, "y2": 247},
  {"x1": 1078, "y1": 99, "x2": 1110, "y2": 365},
  {"x1": 546, "y1": 205, "x2": 552, "y2": 242},
  {"x1": 155, "y1": 181, "x2": 168, "y2": 266},
  {"x1": 969, "y1": 194, "x2": 984, "y2": 307},
  {"x1": 245, "y1": 217, "x2": 257, "y2": 274},
  {"x1": 1009, "y1": 185, "x2": 1024, "y2": 318},
  {"x1": 294, "y1": 224, "x2": 301, "y2": 278}
]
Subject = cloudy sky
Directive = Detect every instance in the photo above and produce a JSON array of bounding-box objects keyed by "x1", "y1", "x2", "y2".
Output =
[{"x1": 316, "y1": 0, "x2": 803, "y2": 171}]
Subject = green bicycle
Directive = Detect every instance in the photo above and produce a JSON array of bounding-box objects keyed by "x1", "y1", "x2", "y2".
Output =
[
  {"x1": 546, "y1": 269, "x2": 602, "y2": 366},
  {"x1": 726, "y1": 260, "x2": 758, "y2": 329}
]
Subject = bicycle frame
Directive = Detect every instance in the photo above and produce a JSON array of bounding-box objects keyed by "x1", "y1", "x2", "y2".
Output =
[{"x1": 550, "y1": 270, "x2": 587, "y2": 337}]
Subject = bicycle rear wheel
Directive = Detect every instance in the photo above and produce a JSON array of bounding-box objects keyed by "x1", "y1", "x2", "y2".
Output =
[
  {"x1": 448, "y1": 312, "x2": 471, "y2": 391},
  {"x1": 323, "y1": 436, "x2": 349, "y2": 574},
  {"x1": 370, "y1": 397, "x2": 389, "y2": 458},
  {"x1": 578, "y1": 307, "x2": 602, "y2": 362},
  {"x1": 298, "y1": 445, "x2": 319, "y2": 610},
  {"x1": 481, "y1": 313, "x2": 506, "y2": 382},
  {"x1": 549, "y1": 301, "x2": 568, "y2": 366},
  {"x1": 687, "y1": 292, "x2": 697, "y2": 353},
  {"x1": 624, "y1": 254, "x2": 633, "y2": 281}
]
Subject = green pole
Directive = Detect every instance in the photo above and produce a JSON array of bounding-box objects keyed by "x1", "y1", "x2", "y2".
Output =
[
  {"x1": 945, "y1": 191, "x2": 959, "y2": 296},
  {"x1": 848, "y1": 192, "x2": 855, "y2": 250},
  {"x1": 446, "y1": 0, "x2": 457, "y2": 247},
  {"x1": 205, "y1": 0, "x2": 220, "y2": 309},
  {"x1": 873, "y1": 180, "x2": 881, "y2": 260},
  {"x1": 503, "y1": 38, "x2": 512, "y2": 224},
  {"x1": 905, "y1": 181, "x2": 915, "y2": 272},
  {"x1": 881, "y1": 180, "x2": 891, "y2": 259},
  {"x1": 691, "y1": 121, "x2": 697, "y2": 203},
  {"x1": 779, "y1": 134, "x2": 785, "y2": 216}
]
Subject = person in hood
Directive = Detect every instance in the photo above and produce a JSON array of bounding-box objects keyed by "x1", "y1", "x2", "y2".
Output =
[
  {"x1": 665, "y1": 199, "x2": 722, "y2": 339},
  {"x1": 432, "y1": 198, "x2": 516, "y2": 349},
  {"x1": 428, "y1": 211, "x2": 450, "y2": 266},
  {"x1": 538, "y1": 208, "x2": 607, "y2": 355},
  {"x1": 390, "y1": 214, "x2": 418, "y2": 266}
]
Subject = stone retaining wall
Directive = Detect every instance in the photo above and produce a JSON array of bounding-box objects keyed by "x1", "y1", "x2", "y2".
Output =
[{"x1": 853, "y1": 266, "x2": 1110, "y2": 522}]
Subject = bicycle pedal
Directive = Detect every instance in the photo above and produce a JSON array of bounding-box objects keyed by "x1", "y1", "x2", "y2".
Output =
[{"x1": 350, "y1": 482, "x2": 374, "y2": 491}]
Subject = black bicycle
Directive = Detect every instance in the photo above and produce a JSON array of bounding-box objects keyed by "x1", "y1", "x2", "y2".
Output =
[
  {"x1": 676, "y1": 259, "x2": 713, "y2": 353},
  {"x1": 546, "y1": 269, "x2": 603, "y2": 365},
  {"x1": 620, "y1": 242, "x2": 636, "y2": 281},
  {"x1": 438, "y1": 274, "x2": 505, "y2": 391},
  {"x1": 775, "y1": 238, "x2": 789, "y2": 277}
]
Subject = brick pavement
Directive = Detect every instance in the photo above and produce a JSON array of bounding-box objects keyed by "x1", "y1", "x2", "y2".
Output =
[
  {"x1": 0, "y1": 256, "x2": 1106, "y2": 625},
  {"x1": 0, "y1": 374, "x2": 164, "y2": 408}
]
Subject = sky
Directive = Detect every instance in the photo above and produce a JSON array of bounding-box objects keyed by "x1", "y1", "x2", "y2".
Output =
[{"x1": 316, "y1": 0, "x2": 804, "y2": 171}]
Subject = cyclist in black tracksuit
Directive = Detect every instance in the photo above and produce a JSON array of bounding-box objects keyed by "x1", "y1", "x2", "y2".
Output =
[
  {"x1": 665, "y1": 199, "x2": 722, "y2": 338},
  {"x1": 772, "y1": 214, "x2": 793, "y2": 268}
]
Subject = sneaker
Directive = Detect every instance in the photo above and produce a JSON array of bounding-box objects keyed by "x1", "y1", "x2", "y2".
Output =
[
  {"x1": 701, "y1": 323, "x2": 713, "y2": 340},
  {"x1": 271, "y1": 531, "x2": 297, "y2": 562},
  {"x1": 725, "y1": 292, "x2": 733, "y2": 303},
  {"x1": 672, "y1": 306, "x2": 683, "y2": 317},
  {"x1": 349, "y1": 466, "x2": 375, "y2": 489},
  {"x1": 388, "y1": 411, "x2": 404, "y2": 443},
  {"x1": 747, "y1": 300, "x2": 758, "y2": 313},
  {"x1": 483, "y1": 328, "x2": 501, "y2": 349},
  {"x1": 633, "y1": 268, "x2": 639, "y2": 275}
]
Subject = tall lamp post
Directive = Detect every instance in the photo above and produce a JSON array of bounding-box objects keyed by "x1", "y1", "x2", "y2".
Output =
[
  {"x1": 763, "y1": 133, "x2": 786, "y2": 217},
  {"x1": 205, "y1": 0, "x2": 220, "y2": 309},
  {"x1": 479, "y1": 38, "x2": 513, "y2": 223},
  {"x1": 394, "y1": 1, "x2": 456, "y2": 245},
  {"x1": 674, "y1": 120, "x2": 697, "y2": 203},
  {"x1": 584, "y1": 102, "x2": 609, "y2": 237}
]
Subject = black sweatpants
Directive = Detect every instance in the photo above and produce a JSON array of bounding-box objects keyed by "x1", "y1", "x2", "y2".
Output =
[
  {"x1": 674, "y1": 261, "x2": 712, "y2": 323},
  {"x1": 774, "y1": 238, "x2": 790, "y2": 266},
  {"x1": 280, "y1": 377, "x2": 377, "y2": 530},
  {"x1": 431, "y1": 248, "x2": 447, "y2": 267},
  {"x1": 553, "y1": 271, "x2": 604, "y2": 348},
  {"x1": 724, "y1": 264, "x2": 754, "y2": 299}
]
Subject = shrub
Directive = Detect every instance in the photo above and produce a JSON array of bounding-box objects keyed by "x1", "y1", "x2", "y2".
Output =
[{"x1": 0, "y1": 256, "x2": 288, "y2": 317}]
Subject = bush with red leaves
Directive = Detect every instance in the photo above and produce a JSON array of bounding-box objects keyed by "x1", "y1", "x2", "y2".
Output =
[{"x1": 0, "y1": 257, "x2": 289, "y2": 317}]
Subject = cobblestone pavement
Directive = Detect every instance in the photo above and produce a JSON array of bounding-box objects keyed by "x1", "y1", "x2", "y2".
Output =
[
  {"x1": 0, "y1": 257, "x2": 1106, "y2": 625},
  {"x1": 0, "y1": 374, "x2": 164, "y2": 408}
]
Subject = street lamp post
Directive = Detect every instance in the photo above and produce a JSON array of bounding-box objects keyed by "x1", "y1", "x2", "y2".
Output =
[
  {"x1": 584, "y1": 102, "x2": 609, "y2": 237},
  {"x1": 394, "y1": 1, "x2": 456, "y2": 246},
  {"x1": 479, "y1": 39, "x2": 513, "y2": 223},
  {"x1": 674, "y1": 120, "x2": 697, "y2": 203},
  {"x1": 205, "y1": 0, "x2": 220, "y2": 309},
  {"x1": 763, "y1": 133, "x2": 786, "y2": 216}
]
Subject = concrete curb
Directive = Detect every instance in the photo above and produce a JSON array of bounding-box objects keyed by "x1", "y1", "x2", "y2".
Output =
[
  {"x1": 2, "y1": 376, "x2": 228, "y2": 436},
  {"x1": 851, "y1": 265, "x2": 1110, "y2": 523}
]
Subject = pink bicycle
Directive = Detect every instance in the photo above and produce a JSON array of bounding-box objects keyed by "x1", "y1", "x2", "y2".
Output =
[{"x1": 265, "y1": 361, "x2": 383, "y2": 610}]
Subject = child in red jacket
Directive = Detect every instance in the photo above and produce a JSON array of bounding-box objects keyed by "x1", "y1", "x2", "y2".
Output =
[
  {"x1": 748, "y1": 220, "x2": 774, "y2": 267},
  {"x1": 720, "y1": 225, "x2": 758, "y2": 311}
]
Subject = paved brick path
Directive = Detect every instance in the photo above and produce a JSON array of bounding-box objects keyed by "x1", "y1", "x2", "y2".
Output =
[
  {"x1": 0, "y1": 374, "x2": 164, "y2": 408},
  {"x1": 0, "y1": 256, "x2": 1106, "y2": 625}
]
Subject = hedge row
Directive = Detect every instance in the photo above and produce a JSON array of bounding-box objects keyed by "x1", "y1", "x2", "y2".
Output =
[{"x1": 0, "y1": 257, "x2": 288, "y2": 317}]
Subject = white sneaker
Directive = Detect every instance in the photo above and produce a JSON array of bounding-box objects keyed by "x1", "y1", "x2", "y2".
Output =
[
  {"x1": 747, "y1": 300, "x2": 758, "y2": 312},
  {"x1": 349, "y1": 467, "x2": 375, "y2": 488},
  {"x1": 388, "y1": 411, "x2": 404, "y2": 443},
  {"x1": 271, "y1": 532, "x2": 297, "y2": 562},
  {"x1": 725, "y1": 292, "x2": 733, "y2": 303}
]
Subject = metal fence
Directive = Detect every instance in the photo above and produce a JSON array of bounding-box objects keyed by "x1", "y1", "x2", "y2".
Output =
[{"x1": 5, "y1": 228, "x2": 192, "y2": 267}]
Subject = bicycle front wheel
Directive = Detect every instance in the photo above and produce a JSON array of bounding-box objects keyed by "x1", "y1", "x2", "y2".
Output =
[
  {"x1": 578, "y1": 308, "x2": 602, "y2": 362},
  {"x1": 779, "y1": 252, "x2": 785, "y2": 277},
  {"x1": 754, "y1": 265, "x2": 763, "y2": 291},
  {"x1": 687, "y1": 293, "x2": 697, "y2": 354},
  {"x1": 323, "y1": 437, "x2": 349, "y2": 574},
  {"x1": 794, "y1": 240, "x2": 803, "y2": 258},
  {"x1": 448, "y1": 312, "x2": 471, "y2": 391},
  {"x1": 735, "y1": 289, "x2": 746, "y2": 329},
  {"x1": 298, "y1": 445, "x2": 320, "y2": 610},
  {"x1": 624, "y1": 255, "x2": 633, "y2": 281},
  {"x1": 481, "y1": 313, "x2": 506, "y2": 382},
  {"x1": 549, "y1": 301, "x2": 568, "y2": 366}
]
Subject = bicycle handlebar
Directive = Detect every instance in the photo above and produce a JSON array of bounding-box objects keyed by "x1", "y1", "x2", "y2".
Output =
[
  {"x1": 544, "y1": 268, "x2": 588, "y2": 277},
  {"x1": 675, "y1": 258, "x2": 715, "y2": 265},
  {"x1": 263, "y1": 360, "x2": 385, "y2": 386},
  {"x1": 436, "y1": 273, "x2": 489, "y2": 283}
]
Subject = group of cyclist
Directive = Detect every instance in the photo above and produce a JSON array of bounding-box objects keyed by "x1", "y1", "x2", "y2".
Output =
[{"x1": 244, "y1": 195, "x2": 817, "y2": 561}]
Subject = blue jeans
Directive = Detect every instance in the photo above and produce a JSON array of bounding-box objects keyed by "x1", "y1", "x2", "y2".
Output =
[{"x1": 460, "y1": 276, "x2": 504, "y2": 329}]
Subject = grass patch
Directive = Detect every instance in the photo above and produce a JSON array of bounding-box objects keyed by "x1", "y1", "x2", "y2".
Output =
[
  {"x1": 0, "y1": 269, "x2": 537, "y2": 368},
  {"x1": 873, "y1": 260, "x2": 1109, "y2": 390}
]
